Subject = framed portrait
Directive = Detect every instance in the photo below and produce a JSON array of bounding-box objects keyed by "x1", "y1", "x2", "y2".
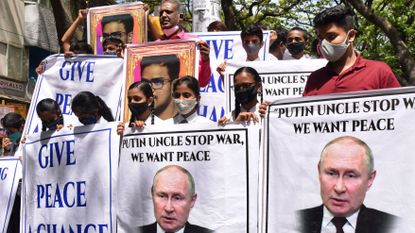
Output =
[
  {"x1": 87, "y1": 3, "x2": 147, "y2": 54},
  {"x1": 123, "y1": 39, "x2": 199, "y2": 122}
]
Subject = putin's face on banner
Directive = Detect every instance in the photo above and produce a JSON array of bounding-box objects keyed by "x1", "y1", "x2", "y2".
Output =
[
  {"x1": 152, "y1": 166, "x2": 197, "y2": 232},
  {"x1": 318, "y1": 138, "x2": 376, "y2": 217}
]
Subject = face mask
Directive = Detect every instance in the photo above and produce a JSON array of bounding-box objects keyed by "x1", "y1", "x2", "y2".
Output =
[
  {"x1": 243, "y1": 42, "x2": 262, "y2": 55},
  {"x1": 44, "y1": 116, "x2": 64, "y2": 131},
  {"x1": 8, "y1": 131, "x2": 21, "y2": 142},
  {"x1": 129, "y1": 102, "x2": 148, "y2": 117},
  {"x1": 286, "y1": 42, "x2": 305, "y2": 56},
  {"x1": 163, "y1": 25, "x2": 180, "y2": 37},
  {"x1": 235, "y1": 85, "x2": 257, "y2": 104},
  {"x1": 320, "y1": 32, "x2": 351, "y2": 62},
  {"x1": 174, "y1": 99, "x2": 197, "y2": 115},
  {"x1": 104, "y1": 50, "x2": 117, "y2": 55},
  {"x1": 79, "y1": 116, "x2": 97, "y2": 125}
]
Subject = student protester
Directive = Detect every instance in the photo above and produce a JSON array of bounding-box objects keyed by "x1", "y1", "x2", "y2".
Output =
[
  {"x1": 71, "y1": 91, "x2": 114, "y2": 125},
  {"x1": 36, "y1": 98, "x2": 64, "y2": 131},
  {"x1": 172, "y1": 76, "x2": 210, "y2": 124},
  {"x1": 1, "y1": 112, "x2": 24, "y2": 156},
  {"x1": 217, "y1": 24, "x2": 265, "y2": 77},
  {"x1": 285, "y1": 27, "x2": 311, "y2": 60},
  {"x1": 156, "y1": 0, "x2": 211, "y2": 88},
  {"x1": 207, "y1": 20, "x2": 227, "y2": 32},
  {"x1": 219, "y1": 67, "x2": 263, "y2": 124},
  {"x1": 61, "y1": 9, "x2": 94, "y2": 56},
  {"x1": 303, "y1": 5, "x2": 400, "y2": 96},
  {"x1": 117, "y1": 81, "x2": 163, "y2": 134},
  {"x1": 269, "y1": 27, "x2": 289, "y2": 60}
]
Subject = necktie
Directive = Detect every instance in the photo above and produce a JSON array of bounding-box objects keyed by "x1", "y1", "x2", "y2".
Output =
[
  {"x1": 331, "y1": 217, "x2": 347, "y2": 233},
  {"x1": 180, "y1": 118, "x2": 188, "y2": 124}
]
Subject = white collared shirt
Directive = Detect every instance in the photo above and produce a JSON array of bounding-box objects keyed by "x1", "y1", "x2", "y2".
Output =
[
  {"x1": 321, "y1": 206, "x2": 359, "y2": 233},
  {"x1": 156, "y1": 223, "x2": 185, "y2": 233},
  {"x1": 173, "y1": 111, "x2": 211, "y2": 124}
]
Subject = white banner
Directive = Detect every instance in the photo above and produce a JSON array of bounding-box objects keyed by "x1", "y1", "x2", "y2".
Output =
[
  {"x1": 0, "y1": 157, "x2": 21, "y2": 233},
  {"x1": 24, "y1": 55, "x2": 125, "y2": 135},
  {"x1": 225, "y1": 59, "x2": 326, "y2": 113},
  {"x1": 21, "y1": 122, "x2": 120, "y2": 233},
  {"x1": 117, "y1": 123, "x2": 260, "y2": 233},
  {"x1": 193, "y1": 31, "x2": 271, "y2": 122},
  {"x1": 263, "y1": 87, "x2": 415, "y2": 233}
]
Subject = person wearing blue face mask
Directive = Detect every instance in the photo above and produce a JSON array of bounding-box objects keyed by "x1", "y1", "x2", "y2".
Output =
[
  {"x1": 71, "y1": 91, "x2": 115, "y2": 126},
  {"x1": 303, "y1": 5, "x2": 400, "y2": 96},
  {"x1": 36, "y1": 98, "x2": 64, "y2": 132},
  {"x1": 1, "y1": 112, "x2": 24, "y2": 156}
]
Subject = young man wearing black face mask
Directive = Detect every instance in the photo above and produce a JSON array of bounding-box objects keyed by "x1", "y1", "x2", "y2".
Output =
[
  {"x1": 286, "y1": 27, "x2": 311, "y2": 60},
  {"x1": 303, "y1": 5, "x2": 400, "y2": 96}
]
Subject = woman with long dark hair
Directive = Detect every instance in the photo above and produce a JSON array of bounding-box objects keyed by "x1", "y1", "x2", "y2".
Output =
[
  {"x1": 36, "y1": 98, "x2": 64, "y2": 131},
  {"x1": 71, "y1": 91, "x2": 114, "y2": 125},
  {"x1": 219, "y1": 66, "x2": 263, "y2": 124}
]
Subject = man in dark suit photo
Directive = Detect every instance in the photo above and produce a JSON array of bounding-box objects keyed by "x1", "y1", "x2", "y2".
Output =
[
  {"x1": 298, "y1": 136, "x2": 397, "y2": 233},
  {"x1": 137, "y1": 165, "x2": 213, "y2": 233}
]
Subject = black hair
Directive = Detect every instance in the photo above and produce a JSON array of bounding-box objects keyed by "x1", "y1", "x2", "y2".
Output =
[
  {"x1": 240, "y1": 24, "x2": 263, "y2": 42},
  {"x1": 69, "y1": 41, "x2": 94, "y2": 54},
  {"x1": 269, "y1": 27, "x2": 288, "y2": 52},
  {"x1": 207, "y1": 21, "x2": 228, "y2": 32},
  {"x1": 288, "y1": 27, "x2": 309, "y2": 42},
  {"x1": 101, "y1": 14, "x2": 134, "y2": 34},
  {"x1": 1, "y1": 112, "x2": 24, "y2": 129},
  {"x1": 233, "y1": 67, "x2": 263, "y2": 119},
  {"x1": 172, "y1": 75, "x2": 200, "y2": 98},
  {"x1": 128, "y1": 80, "x2": 155, "y2": 125},
  {"x1": 314, "y1": 5, "x2": 356, "y2": 31},
  {"x1": 36, "y1": 98, "x2": 61, "y2": 116},
  {"x1": 140, "y1": 54, "x2": 181, "y2": 81},
  {"x1": 71, "y1": 91, "x2": 114, "y2": 122}
]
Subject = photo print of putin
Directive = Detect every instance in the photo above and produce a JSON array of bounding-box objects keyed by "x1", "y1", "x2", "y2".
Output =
[
  {"x1": 137, "y1": 165, "x2": 213, "y2": 233},
  {"x1": 298, "y1": 136, "x2": 397, "y2": 233}
]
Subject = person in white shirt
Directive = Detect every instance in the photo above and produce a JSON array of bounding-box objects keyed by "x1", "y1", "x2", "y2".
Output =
[
  {"x1": 117, "y1": 81, "x2": 165, "y2": 134},
  {"x1": 172, "y1": 76, "x2": 210, "y2": 124},
  {"x1": 219, "y1": 66, "x2": 263, "y2": 124}
]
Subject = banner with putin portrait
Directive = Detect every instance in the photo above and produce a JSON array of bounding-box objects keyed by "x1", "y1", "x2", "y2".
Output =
[
  {"x1": 224, "y1": 59, "x2": 326, "y2": 114},
  {"x1": 123, "y1": 40, "x2": 199, "y2": 122},
  {"x1": 0, "y1": 157, "x2": 21, "y2": 233},
  {"x1": 117, "y1": 123, "x2": 260, "y2": 233},
  {"x1": 23, "y1": 55, "x2": 125, "y2": 135},
  {"x1": 21, "y1": 122, "x2": 119, "y2": 233},
  {"x1": 87, "y1": 3, "x2": 147, "y2": 54},
  {"x1": 262, "y1": 87, "x2": 415, "y2": 233}
]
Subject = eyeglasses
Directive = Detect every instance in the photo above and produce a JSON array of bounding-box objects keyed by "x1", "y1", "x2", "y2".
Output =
[
  {"x1": 142, "y1": 78, "x2": 171, "y2": 89},
  {"x1": 233, "y1": 83, "x2": 256, "y2": 92},
  {"x1": 100, "y1": 31, "x2": 126, "y2": 42}
]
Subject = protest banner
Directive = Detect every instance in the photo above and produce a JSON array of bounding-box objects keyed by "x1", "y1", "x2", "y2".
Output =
[
  {"x1": 193, "y1": 31, "x2": 271, "y2": 122},
  {"x1": 21, "y1": 122, "x2": 120, "y2": 233},
  {"x1": 117, "y1": 123, "x2": 260, "y2": 233},
  {"x1": 262, "y1": 87, "x2": 415, "y2": 233},
  {"x1": 87, "y1": 3, "x2": 147, "y2": 54},
  {"x1": 123, "y1": 40, "x2": 199, "y2": 122},
  {"x1": 0, "y1": 157, "x2": 21, "y2": 233},
  {"x1": 23, "y1": 55, "x2": 125, "y2": 135},
  {"x1": 224, "y1": 59, "x2": 326, "y2": 114}
]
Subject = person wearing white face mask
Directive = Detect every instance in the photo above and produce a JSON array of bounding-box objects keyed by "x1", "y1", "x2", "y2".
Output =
[
  {"x1": 172, "y1": 76, "x2": 211, "y2": 124},
  {"x1": 303, "y1": 5, "x2": 401, "y2": 96}
]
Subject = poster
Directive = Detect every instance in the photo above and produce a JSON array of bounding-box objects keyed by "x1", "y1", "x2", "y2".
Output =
[
  {"x1": 23, "y1": 55, "x2": 125, "y2": 135},
  {"x1": 87, "y1": 3, "x2": 147, "y2": 54},
  {"x1": 0, "y1": 157, "x2": 21, "y2": 233},
  {"x1": 263, "y1": 87, "x2": 415, "y2": 233},
  {"x1": 123, "y1": 40, "x2": 199, "y2": 122},
  {"x1": 117, "y1": 123, "x2": 260, "y2": 233},
  {"x1": 21, "y1": 122, "x2": 120, "y2": 233}
]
